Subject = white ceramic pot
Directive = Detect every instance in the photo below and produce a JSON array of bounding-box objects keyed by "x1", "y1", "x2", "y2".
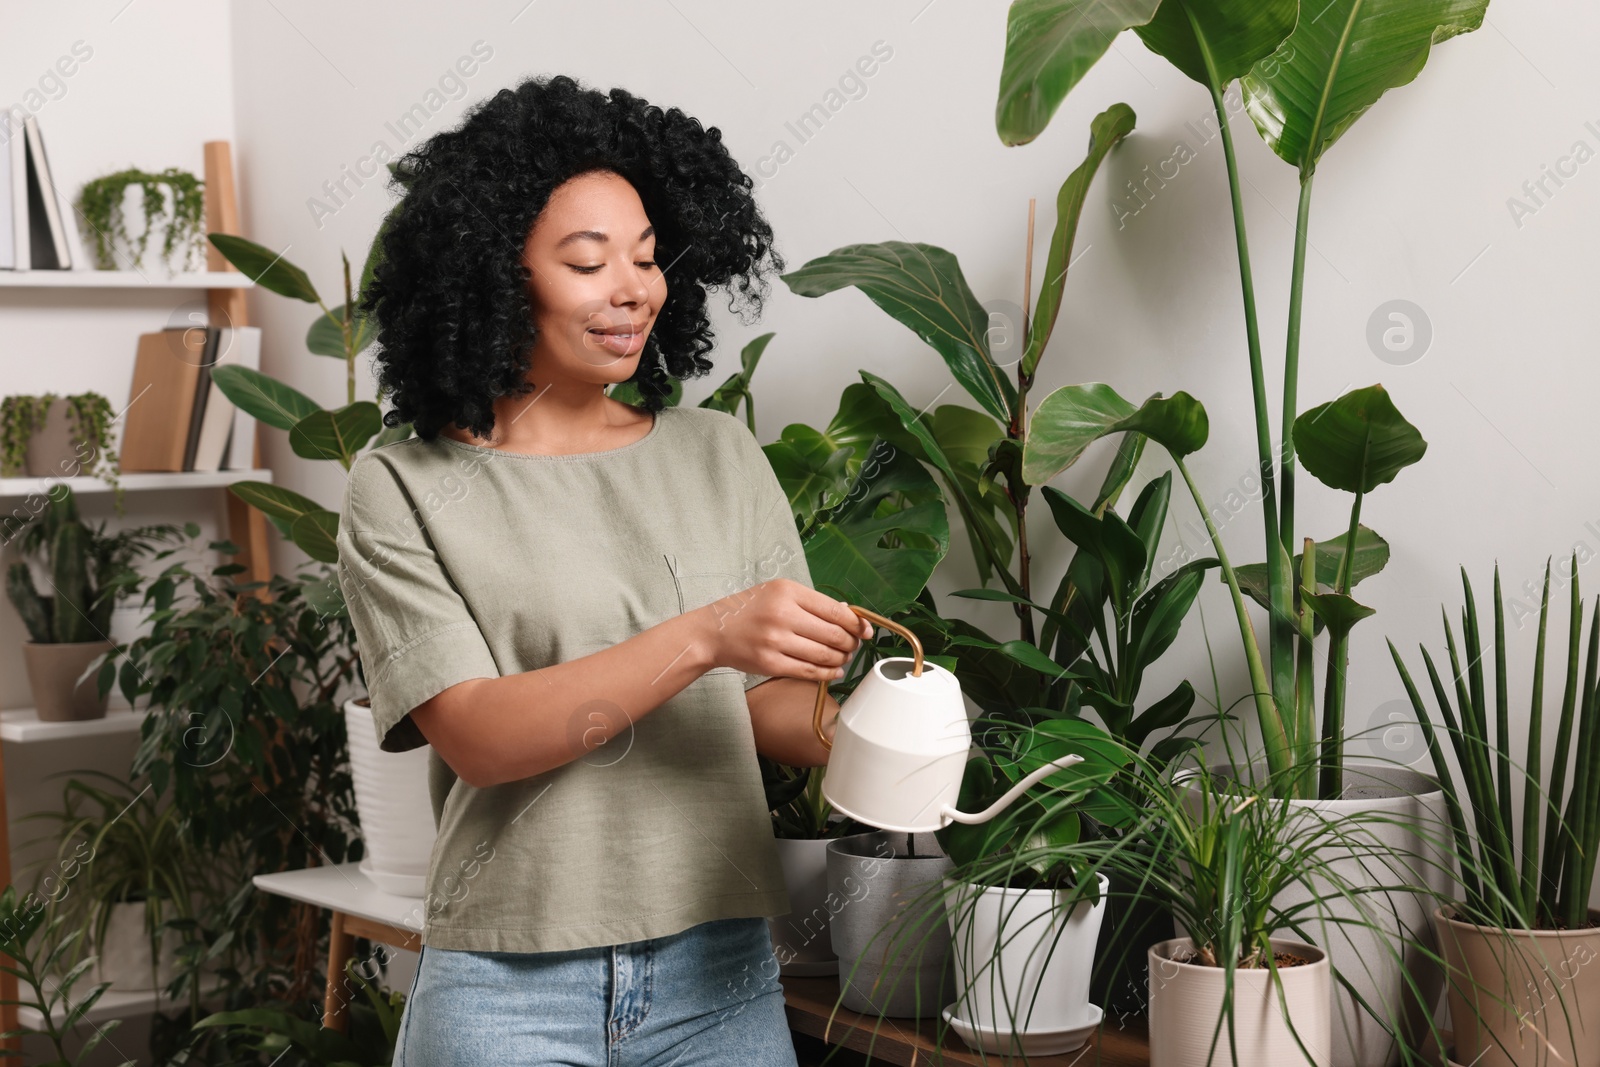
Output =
[
  {"x1": 768, "y1": 836, "x2": 839, "y2": 976},
  {"x1": 89, "y1": 900, "x2": 180, "y2": 991},
  {"x1": 1215, "y1": 763, "x2": 1452, "y2": 1067},
  {"x1": 345, "y1": 697, "x2": 435, "y2": 898},
  {"x1": 1148, "y1": 936, "x2": 1331, "y2": 1067},
  {"x1": 942, "y1": 873, "x2": 1109, "y2": 1049}
]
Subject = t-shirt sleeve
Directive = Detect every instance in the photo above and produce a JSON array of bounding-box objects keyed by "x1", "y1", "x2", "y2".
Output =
[
  {"x1": 733, "y1": 420, "x2": 815, "y2": 692},
  {"x1": 337, "y1": 453, "x2": 500, "y2": 752}
]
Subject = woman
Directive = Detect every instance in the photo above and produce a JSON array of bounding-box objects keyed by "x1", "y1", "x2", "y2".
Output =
[{"x1": 339, "y1": 74, "x2": 873, "y2": 1065}]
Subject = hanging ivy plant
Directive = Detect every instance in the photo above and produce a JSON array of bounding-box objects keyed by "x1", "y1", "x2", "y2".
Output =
[
  {"x1": 77, "y1": 167, "x2": 205, "y2": 274},
  {"x1": 0, "y1": 393, "x2": 125, "y2": 515}
]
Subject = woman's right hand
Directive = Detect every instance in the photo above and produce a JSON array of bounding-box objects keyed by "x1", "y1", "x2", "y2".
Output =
[{"x1": 700, "y1": 578, "x2": 873, "y2": 683}]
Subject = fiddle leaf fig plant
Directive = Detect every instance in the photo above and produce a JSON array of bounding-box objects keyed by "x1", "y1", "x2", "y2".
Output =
[{"x1": 998, "y1": 0, "x2": 1483, "y2": 799}]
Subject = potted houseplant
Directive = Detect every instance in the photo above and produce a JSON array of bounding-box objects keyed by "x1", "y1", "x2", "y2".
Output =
[
  {"x1": 987, "y1": 4, "x2": 1489, "y2": 1060},
  {"x1": 77, "y1": 166, "x2": 205, "y2": 276},
  {"x1": 1392, "y1": 559, "x2": 1600, "y2": 1067},
  {"x1": 93, "y1": 537, "x2": 367, "y2": 1062},
  {"x1": 15, "y1": 770, "x2": 201, "y2": 994},
  {"x1": 923, "y1": 716, "x2": 1130, "y2": 1057},
  {"x1": 3, "y1": 485, "x2": 180, "y2": 720},
  {"x1": 0, "y1": 392, "x2": 124, "y2": 510}
]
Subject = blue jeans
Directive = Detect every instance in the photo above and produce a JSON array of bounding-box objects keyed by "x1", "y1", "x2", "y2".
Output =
[{"x1": 393, "y1": 916, "x2": 799, "y2": 1066}]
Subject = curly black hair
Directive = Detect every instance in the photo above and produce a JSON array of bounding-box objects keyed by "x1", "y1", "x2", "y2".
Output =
[{"x1": 358, "y1": 73, "x2": 785, "y2": 442}]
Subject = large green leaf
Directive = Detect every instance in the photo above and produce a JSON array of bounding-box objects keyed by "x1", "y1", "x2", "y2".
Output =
[
  {"x1": 207, "y1": 234, "x2": 319, "y2": 303},
  {"x1": 1241, "y1": 0, "x2": 1490, "y2": 175},
  {"x1": 1293, "y1": 384, "x2": 1427, "y2": 495},
  {"x1": 1132, "y1": 0, "x2": 1297, "y2": 86},
  {"x1": 1129, "y1": 558, "x2": 1218, "y2": 672},
  {"x1": 1023, "y1": 383, "x2": 1208, "y2": 484},
  {"x1": 1022, "y1": 103, "x2": 1136, "y2": 379},
  {"x1": 701, "y1": 332, "x2": 774, "y2": 417},
  {"x1": 995, "y1": 0, "x2": 1161, "y2": 145},
  {"x1": 1236, "y1": 525, "x2": 1390, "y2": 609},
  {"x1": 782, "y1": 244, "x2": 1017, "y2": 423},
  {"x1": 1041, "y1": 487, "x2": 1146, "y2": 619},
  {"x1": 288, "y1": 402, "x2": 384, "y2": 468},
  {"x1": 210, "y1": 365, "x2": 321, "y2": 432},
  {"x1": 306, "y1": 303, "x2": 376, "y2": 359},
  {"x1": 799, "y1": 439, "x2": 949, "y2": 616}
]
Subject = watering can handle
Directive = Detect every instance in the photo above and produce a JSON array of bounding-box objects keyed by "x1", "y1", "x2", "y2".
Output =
[{"x1": 812, "y1": 605, "x2": 922, "y2": 752}]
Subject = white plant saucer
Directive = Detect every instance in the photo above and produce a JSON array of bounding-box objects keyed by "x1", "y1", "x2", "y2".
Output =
[{"x1": 940, "y1": 1002, "x2": 1104, "y2": 1056}]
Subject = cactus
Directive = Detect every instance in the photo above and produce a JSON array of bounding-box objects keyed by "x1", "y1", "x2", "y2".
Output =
[
  {"x1": 5, "y1": 562, "x2": 52, "y2": 642},
  {"x1": 3, "y1": 486, "x2": 184, "y2": 646}
]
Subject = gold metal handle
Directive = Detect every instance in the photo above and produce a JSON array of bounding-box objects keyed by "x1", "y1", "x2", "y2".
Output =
[{"x1": 813, "y1": 605, "x2": 922, "y2": 751}]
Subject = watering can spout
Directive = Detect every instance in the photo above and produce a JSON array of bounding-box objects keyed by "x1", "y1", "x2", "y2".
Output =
[{"x1": 937, "y1": 755, "x2": 1085, "y2": 825}]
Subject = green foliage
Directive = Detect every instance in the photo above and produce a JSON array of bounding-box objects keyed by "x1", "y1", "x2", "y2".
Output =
[
  {"x1": 14, "y1": 771, "x2": 203, "y2": 996},
  {"x1": 2, "y1": 485, "x2": 183, "y2": 643},
  {"x1": 77, "y1": 166, "x2": 205, "y2": 274},
  {"x1": 203, "y1": 232, "x2": 408, "y2": 572},
  {"x1": 92, "y1": 531, "x2": 366, "y2": 1052},
  {"x1": 1392, "y1": 559, "x2": 1600, "y2": 931},
  {"x1": 193, "y1": 955, "x2": 406, "y2": 1067},
  {"x1": 0, "y1": 882, "x2": 136, "y2": 1066},
  {"x1": 994, "y1": 0, "x2": 1480, "y2": 798}
]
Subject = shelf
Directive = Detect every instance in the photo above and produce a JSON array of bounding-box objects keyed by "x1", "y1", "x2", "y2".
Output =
[
  {"x1": 780, "y1": 974, "x2": 1150, "y2": 1066},
  {"x1": 0, "y1": 270, "x2": 254, "y2": 289},
  {"x1": 0, "y1": 707, "x2": 148, "y2": 744},
  {"x1": 16, "y1": 976, "x2": 226, "y2": 1030},
  {"x1": 0, "y1": 468, "x2": 273, "y2": 500}
]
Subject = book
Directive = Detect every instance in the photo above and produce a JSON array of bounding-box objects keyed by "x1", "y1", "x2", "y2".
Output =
[
  {"x1": 192, "y1": 327, "x2": 250, "y2": 472},
  {"x1": 222, "y1": 327, "x2": 262, "y2": 470},
  {"x1": 4, "y1": 112, "x2": 27, "y2": 270},
  {"x1": 53, "y1": 180, "x2": 88, "y2": 271},
  {"x1": 181, "y1": 327, "x2": 221, "y2": 470},
  {"x1": 121, "y1": 329, "x2": 206, "y2": 472},
  {"x1": 0, "y1": 113, "x2": 14, "y2": 269},
  {"x1": 23, "y1": 115, "x2": 69, "y2": 269}
]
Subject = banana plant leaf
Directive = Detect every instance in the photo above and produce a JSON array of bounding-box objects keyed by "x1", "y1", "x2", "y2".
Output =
[
  {"x1": 1023, "y1": 383, "x2": 1208, "y2": 484},
  {"x1": 1241, "y1": 0, "x2": 1490, "y2": 176},
  {"x1": 1133, "y1": 0, "x2": 1297, "y2": 86},
  {"x1": 1292, "y1": 384, "x2": 1427, "y2": 495}
]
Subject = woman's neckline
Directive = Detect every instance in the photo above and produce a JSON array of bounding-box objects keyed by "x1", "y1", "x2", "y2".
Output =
[{"x1": 433, "y1": 405, "x2": 664, "y2": 461}]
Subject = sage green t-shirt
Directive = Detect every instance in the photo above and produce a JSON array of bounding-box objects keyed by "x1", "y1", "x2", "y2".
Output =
[{"x1": 335, "y1": 403, "x2": 811, "y2": 953}]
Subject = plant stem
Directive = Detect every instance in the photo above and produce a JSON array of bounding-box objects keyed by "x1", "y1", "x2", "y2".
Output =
[
  {"x1": 1200, "y1": 71, "x2": 1295, "y2": 734},
  {"x1": 1279, "y1": 175, "x2": 1315, "y2": 564},
  {"x1": 1175, "y1": 457, "x2": 1288, "y2": 781}
]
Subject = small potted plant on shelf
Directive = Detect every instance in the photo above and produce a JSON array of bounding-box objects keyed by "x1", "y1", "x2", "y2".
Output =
[
  {"x1": 15, "y1": 770, "x2": 201, "y2": 995},
  {"x1": 77, "y1": 166, "x2": 205, "y2": 276},
  {"x1": 1392, "y1": 559, "x2": 1600, "y2": 1067},
  {"x1": 0, "y1": 393, "x2": 124, "y2": 512},
  {"x1": 3, "y1": 485, "x2": 181, "y2": 720}
]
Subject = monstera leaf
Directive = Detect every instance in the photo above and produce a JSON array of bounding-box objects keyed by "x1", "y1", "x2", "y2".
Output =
[{"x1": 1242, "y1": 0, "x2": 1490, "y2": 176}]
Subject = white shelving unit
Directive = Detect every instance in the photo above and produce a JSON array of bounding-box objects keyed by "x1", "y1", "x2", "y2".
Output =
[
  {"x1": 0, "y1": 468, "x2": 273, "y2": 500},
  {"x1": 0, "y1": 270, "x2": 254, "y2": 289},
  {"x1": 2, "y1": 257, "x2": 268, "y2": 1048},
  {"x1": 0, "y1": 707, "x2": 148, "y2": 744}
]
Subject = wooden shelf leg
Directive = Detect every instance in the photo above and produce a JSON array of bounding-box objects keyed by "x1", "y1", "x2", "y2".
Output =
[{"x1": 323, "y1": 910, "x2": 355, "y2": 1033}]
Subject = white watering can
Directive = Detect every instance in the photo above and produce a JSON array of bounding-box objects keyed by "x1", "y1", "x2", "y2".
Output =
[{"x1": 811, "y1": 606, "x2": 1084, "y2": 834}]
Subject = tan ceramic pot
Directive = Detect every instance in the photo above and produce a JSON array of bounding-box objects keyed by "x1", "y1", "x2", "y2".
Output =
[
  {"x1": 23, "y1": 639, "x2": 114, "y2": 720},
  {"x1": 1436, "y1": 904, "x2": 1600, "y2": 1067},
  {"x1": 1148, "y1": 936, "x2": 1332, "y2": 1067}
]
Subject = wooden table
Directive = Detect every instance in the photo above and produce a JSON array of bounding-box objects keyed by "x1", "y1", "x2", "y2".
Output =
[
  {"x1": 251, "y1": 863, "x2": 424, "y2": 1032},
  {"x1": 780, "y1": 974, "x2": 1151, "y2": 1066}
]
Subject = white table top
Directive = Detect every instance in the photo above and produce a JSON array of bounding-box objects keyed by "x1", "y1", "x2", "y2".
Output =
[{"x1": 252, "y1": 862, "x2": 427, "y2": 935}]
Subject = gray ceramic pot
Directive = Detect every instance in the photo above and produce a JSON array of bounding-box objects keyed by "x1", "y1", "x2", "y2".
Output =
[{"x1": 826, "y1": 830, "x2": 956, "y2": 1019}]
